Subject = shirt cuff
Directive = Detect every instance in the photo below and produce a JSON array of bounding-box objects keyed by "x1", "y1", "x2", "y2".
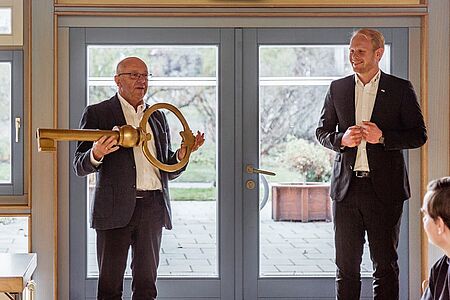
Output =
[
  {"x1": 175, "y1": 149, "x2": 181, "y2": 162},
  {"x1": 90, "y1": 149, "x2": 103, "y2": 167}
]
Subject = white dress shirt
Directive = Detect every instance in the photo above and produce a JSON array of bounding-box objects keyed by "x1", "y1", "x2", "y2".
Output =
[
  {"x1": 90, "y1": 93, "x2": 162, "y2": 191},
  {"x1": 354, "y1": 70, "x2": 381, "y2": 172}
]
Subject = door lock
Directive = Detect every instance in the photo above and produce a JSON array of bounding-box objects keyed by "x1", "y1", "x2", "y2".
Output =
[{"x1": 246, "y1": 180, "x2": 256, "y2": 190}]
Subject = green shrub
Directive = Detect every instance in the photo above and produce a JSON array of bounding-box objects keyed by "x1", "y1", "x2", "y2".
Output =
[{"x1": 283, "y1": 137, "x2": 333, "y2": 182}]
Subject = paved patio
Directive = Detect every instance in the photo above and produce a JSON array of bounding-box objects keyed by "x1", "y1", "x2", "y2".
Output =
[
  {"x1": 88, "y1": 200, "x2": 372, "y2": 277},
  {"x1": 0, "y1": 202, "x2": 372, "y2": 278}
]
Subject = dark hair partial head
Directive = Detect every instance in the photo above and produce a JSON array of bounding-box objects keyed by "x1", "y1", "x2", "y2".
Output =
[{"x1": 426, "y1": 177, "x2": 450, "y2": 228}]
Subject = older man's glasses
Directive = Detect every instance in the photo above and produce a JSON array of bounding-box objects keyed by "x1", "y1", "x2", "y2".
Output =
[{"x1": 117, "y1": 72, "x2": 153, "y2": 80}]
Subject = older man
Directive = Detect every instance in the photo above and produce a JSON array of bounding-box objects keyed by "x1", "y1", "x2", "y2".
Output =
[{"x1": 74, "y1": 57, "x2": 204, "y2": 300}]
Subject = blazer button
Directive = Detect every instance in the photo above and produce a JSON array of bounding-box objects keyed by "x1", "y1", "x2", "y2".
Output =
[
  {"x1": 132, "y1": 184, "x2": 136, "y2": 188},
  {"x1": 349, "y1": 165, "x2": 353, "y2": 170}
]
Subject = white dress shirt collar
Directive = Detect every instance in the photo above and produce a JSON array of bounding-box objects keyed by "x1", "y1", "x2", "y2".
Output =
[
  {"x1": 354, "y1": 69, "x2": 381, "y2": 87},
  {"x1": 117, "y1": 93, "x2": 146, "y2": 114}
]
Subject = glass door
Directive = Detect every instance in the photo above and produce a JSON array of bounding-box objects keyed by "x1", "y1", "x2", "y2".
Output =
[
  {"x1": 85, "y1": 45, "x2": 219, "y2": 279},
  {"x1": 69, "y1": 28, "x2": 236, "y2": 300},
  {"x1": 241, "y1": 28, "x2": 409, "y2": 299},
  {"x1": 68, "y1": 26, "x2": 410, "y2": 299}
]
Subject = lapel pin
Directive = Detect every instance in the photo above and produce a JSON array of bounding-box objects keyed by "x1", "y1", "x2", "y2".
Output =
[{"x1": 381, "y1": 89, "x2": 386, "y2": 93}]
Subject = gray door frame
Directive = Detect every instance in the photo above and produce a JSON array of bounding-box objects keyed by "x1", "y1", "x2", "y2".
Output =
[
  {"x1": 69, "y1": 27, "x2": 236, "y2": 300},
  {"x1": 68, "y1": 26, "x2": 409, "y2": 300},
  {"x1": 0, "y1": 50, "x2": 23, "y2": 196},
  {"x1": 240, "y1": 27, "x2": 409, "y2": 299}
]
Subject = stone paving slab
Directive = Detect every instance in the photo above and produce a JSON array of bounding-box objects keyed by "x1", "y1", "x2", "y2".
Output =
[{"x1": 0, "y1": 202, "x2": 373, "y2": 278}]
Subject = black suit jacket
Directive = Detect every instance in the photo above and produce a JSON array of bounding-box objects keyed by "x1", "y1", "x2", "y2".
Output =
[
  {"x1": 73, "y1": 95, "x2": 184, "y2": 230},
  {"x1": 316, "y1": 72, "x2": 427, "y2": 203}
]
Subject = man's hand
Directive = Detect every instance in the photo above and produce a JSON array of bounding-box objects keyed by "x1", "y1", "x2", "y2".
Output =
[
  {"x1": 92, "y1": 135, "x2": 119, "y2": 161},
  {"x1": 360, "y1": 121, "x2": 383, "y2": 144},
  {"x1": 177, "y1": 131, "x2": 205, "y2": 161},
  {"x1": 341, "y1": 125, "x2": 363, "y2": 148}
]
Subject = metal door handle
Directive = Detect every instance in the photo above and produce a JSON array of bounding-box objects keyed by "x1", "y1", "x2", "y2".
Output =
[
  {"x1": 15, "y1": 117, "x2": 21, "y2": 143},
  {"x1": 246, "y1": 165, "x2": 276, "y2": 176}
]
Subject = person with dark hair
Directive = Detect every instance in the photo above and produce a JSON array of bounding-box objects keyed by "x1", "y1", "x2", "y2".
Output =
[
  {"x1": 316, "y1": 28, "x2": 427, "y2": 299},
  {"x1": 73, "y1": 56, "x2": 204, "y2": 300},
  {"x1": 421, "y1": 177, "x2": 450, "y2": 300}
]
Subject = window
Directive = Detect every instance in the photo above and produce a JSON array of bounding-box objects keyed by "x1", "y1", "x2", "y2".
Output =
[
  {"x1": 258, "y1": 44, "x2": 390, "y2": 277},
  {"x1": 0, "y1": 8, "x2": 12, "y2": 34},
  {"x1": 0, "y1": 216, "x2": 29, "y2": 253},
  {"x1": 0, "y1": 50, "x2": 23, "y2": 195},
  {"x1": 0, "y1": 0, "x2": 23, "y2": 46},
  {"x1": 86, "y1": 45, "x2": 218, "y2": 277}
]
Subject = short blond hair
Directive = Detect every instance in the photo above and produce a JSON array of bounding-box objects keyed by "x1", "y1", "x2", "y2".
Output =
[{"x1": 351, "y1": 28, "x2": 385, "y2": 50}]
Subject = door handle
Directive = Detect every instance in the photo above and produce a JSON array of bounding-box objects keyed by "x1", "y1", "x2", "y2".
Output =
[
  {"x1": 15, "y1": 117, "x2": 21, "y2": 143},
  {"x1": 245, "y1": 165, "x2": 276, "y2": 176}
]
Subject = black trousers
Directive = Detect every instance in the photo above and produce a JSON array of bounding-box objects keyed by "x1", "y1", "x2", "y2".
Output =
[
  {"x1": 96, "y1": 190, "x2": 165, "y2": 300},
  {"x1": 333, "y1": 176, "x2": 404, "y2": 300}
]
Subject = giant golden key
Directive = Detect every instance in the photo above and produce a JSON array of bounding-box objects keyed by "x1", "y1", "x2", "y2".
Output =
[{"x1": 36, "y1": 103, "x2": 195, "y2": 172}]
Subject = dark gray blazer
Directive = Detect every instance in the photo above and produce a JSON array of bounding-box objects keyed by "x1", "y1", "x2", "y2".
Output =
[
  {"x1": 73, "y1": 95, "x2": 184, "y2": 230},
  {"x1": 316, "y1": 72, "x2": 427, "y2": 204}
]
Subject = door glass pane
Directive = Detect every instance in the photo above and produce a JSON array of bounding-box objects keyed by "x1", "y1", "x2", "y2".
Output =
[
  {"x1": 258, "y1": 45, "x2": 390, "y2": 277},
  {"x1": 86, "y1": 45, "x2": 218, "y2": 277},
  {"x1": 0, "y1": 216, "x2": 29, "y2": 253},
  {"x1": 0, "y1": 62, "x2": 11, "y2": 183},
  {"x1": 0, "y1": 8, "x2": 12, "y2": 34}
]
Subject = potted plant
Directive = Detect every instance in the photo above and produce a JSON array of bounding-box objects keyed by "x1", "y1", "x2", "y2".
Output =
[{"x1": 272, "y1": 138, "x2": 333, "y2": 222}]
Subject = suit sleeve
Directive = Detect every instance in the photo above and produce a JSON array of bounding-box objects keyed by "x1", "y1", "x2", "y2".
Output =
[
  {"x1": 72, "y1": 106, "x2": 101, "y2": 177},
  {"x1": 383, "y1": 81, "x2": 427, "y2": 150},
  {"x1": 316, "y1": 84, "x2": 345, "y2": 153},
  {"x1": 158, "y1": 110, "x2": 187, "y2": 180}
]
